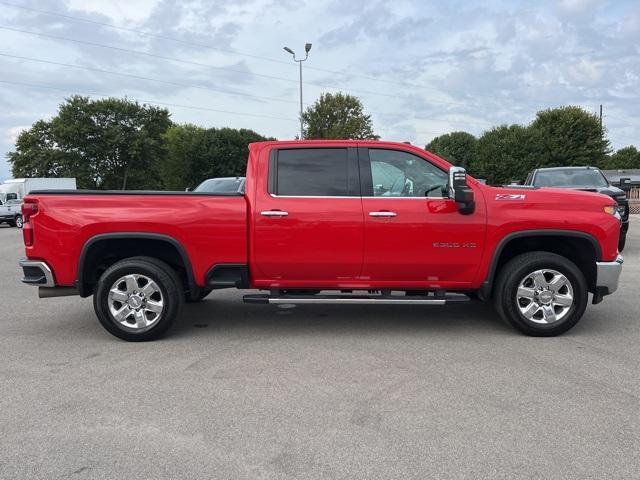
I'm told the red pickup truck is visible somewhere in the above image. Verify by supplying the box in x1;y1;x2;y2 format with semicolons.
19;140;623;341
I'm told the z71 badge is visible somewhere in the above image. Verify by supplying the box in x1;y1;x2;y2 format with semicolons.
495;194;526;201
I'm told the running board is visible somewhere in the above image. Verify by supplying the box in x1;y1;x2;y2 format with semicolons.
243;293;470;305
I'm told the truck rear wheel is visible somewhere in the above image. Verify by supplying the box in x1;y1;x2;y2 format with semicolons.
93;257;183;341
494;252;588;336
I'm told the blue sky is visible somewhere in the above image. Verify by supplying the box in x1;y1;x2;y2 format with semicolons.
0;0;638;181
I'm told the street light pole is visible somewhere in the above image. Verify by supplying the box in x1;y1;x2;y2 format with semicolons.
283;43;312;139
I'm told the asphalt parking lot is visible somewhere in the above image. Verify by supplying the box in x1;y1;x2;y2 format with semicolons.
0;220;638;480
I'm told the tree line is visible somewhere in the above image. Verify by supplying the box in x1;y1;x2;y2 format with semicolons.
7;94;639;189
426;106;639;185
7;93;377;190
8;96;272;190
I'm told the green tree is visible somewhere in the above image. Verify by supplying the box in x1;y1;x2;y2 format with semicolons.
426;131;477;170
529;106;610;168
161;124;208;191
474;124;539;185
8;96;172;189
161;125;271;190
301;92;379;140
8;120;87;181
605;146;640;170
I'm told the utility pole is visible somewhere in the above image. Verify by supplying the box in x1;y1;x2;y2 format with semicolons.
283;43;312;139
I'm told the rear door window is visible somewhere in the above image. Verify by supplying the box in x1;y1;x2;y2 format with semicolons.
272;148;355;196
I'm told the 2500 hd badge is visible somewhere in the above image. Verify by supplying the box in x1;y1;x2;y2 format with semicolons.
433;242;478;248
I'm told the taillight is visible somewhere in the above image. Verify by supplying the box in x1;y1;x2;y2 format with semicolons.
22;199;38;246
22;200;38;222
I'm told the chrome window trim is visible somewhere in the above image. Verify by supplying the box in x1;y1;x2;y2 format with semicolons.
269;193;449;200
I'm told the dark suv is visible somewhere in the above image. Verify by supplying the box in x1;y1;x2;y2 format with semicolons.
524;166;629;251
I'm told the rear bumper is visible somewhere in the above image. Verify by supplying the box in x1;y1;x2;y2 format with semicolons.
19;260;55;287
593;254;623;303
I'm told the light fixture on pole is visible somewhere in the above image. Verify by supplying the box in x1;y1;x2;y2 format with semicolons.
283;43;312;139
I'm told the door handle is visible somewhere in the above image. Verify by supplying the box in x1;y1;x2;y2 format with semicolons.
369;211;397;217
261;210;288;217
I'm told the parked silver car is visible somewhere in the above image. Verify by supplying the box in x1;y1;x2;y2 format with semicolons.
0;198;23;228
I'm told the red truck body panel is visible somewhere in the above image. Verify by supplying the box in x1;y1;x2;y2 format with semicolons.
23;140;620;293
24;194;248;287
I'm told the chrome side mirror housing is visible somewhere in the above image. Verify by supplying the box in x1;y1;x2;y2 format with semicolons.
449;166;475;215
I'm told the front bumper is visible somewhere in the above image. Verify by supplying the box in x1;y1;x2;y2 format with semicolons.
593;254;623;303
19;260;55;287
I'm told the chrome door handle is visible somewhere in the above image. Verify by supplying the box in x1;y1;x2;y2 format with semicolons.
369;211;397;217
261;210;288;217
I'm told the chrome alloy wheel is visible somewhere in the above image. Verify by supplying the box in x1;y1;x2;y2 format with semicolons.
108;274;164;330
516;269;574;324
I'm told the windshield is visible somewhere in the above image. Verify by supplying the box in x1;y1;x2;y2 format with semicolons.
533;169;608;188
194;178;244;194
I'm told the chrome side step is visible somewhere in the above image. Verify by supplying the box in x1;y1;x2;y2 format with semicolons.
243;293;469;305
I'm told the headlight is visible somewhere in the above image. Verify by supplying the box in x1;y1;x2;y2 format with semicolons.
604;205;616;215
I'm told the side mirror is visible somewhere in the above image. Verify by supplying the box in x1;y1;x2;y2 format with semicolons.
620;177;630;191
449;166;475;215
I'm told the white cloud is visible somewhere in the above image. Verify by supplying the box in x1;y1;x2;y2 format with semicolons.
64;0;160;22
5;126;29;144
558;0;602;14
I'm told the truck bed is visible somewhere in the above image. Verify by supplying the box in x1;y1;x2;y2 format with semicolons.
24;191;248;288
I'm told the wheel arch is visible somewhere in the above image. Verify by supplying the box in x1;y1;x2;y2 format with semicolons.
77;232;196;298
480;230;601;299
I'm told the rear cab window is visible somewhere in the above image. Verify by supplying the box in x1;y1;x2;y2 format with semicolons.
269;148;359;196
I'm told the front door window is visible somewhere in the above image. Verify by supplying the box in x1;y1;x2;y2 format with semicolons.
369;149;448;198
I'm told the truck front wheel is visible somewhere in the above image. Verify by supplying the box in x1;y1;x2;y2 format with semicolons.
93;257;184;341
494;252;588;336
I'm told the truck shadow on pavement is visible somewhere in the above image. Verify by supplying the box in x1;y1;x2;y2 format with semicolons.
168;297;512;340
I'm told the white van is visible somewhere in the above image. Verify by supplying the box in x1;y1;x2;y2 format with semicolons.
0;178;76;204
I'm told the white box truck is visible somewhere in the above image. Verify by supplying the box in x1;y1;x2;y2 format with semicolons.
0;178;76;204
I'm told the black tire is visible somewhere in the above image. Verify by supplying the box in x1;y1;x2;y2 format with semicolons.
186;287;213;303
14;215;23;229
93;256;184;341
494;251;588;337
618;233;626;252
